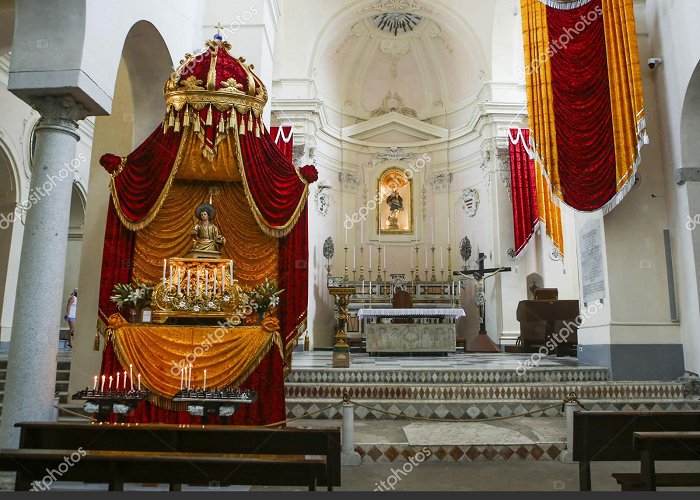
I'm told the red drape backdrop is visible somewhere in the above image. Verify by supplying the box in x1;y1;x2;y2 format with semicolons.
509;129;540;257
97;123;313;425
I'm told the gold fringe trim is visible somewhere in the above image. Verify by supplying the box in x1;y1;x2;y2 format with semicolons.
232;117;310;239
110;328;284;411
109;128;190;232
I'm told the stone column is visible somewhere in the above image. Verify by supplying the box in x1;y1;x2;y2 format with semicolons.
0;95;88;448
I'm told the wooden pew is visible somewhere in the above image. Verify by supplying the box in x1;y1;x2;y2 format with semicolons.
611;432;700;491
0;422;341;491
573;411;700;491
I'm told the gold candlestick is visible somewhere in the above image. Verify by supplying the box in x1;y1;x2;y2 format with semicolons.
414;246;420;283
377;246;383;281
431;245;437;282
344;245;349;281
359;246;365;281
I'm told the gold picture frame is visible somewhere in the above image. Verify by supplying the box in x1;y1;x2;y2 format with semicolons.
377;168;413;235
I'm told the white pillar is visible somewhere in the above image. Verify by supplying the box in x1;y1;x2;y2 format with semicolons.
341;402;361;466
0;95;88;448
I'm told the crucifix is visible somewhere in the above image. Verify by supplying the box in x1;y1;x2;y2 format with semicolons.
214;22;225;36
453;252;512;353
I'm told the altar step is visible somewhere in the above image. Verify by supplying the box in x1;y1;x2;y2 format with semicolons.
284;352;698;421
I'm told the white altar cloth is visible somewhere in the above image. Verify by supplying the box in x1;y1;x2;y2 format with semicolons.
358;308;465;319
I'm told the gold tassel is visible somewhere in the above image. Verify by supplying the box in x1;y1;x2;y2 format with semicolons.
174;112;181;132
168;110;175;129
255;118;260;138
183;106;190;128
206;105;213;127
194;115;201;133
239;114;246;135
228;112;235;130
218;115;225;134
248;111;254;132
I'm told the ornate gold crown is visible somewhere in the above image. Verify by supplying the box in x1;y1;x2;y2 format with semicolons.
164;38;268;119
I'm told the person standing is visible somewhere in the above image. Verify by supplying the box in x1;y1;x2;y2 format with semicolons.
63;289;77;348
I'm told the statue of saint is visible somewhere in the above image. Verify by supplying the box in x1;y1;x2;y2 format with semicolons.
386;189;404;230
189;203;226;257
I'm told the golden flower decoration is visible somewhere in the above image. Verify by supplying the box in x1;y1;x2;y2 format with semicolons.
261;316;280;333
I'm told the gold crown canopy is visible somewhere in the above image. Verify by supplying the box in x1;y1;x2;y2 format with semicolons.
163;37;268;135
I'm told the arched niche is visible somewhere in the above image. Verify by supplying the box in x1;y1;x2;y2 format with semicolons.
0;139;18;342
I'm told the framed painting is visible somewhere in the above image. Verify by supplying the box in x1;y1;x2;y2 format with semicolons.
377;168;413;235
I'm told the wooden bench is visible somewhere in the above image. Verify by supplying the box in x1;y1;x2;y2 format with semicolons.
0;422;341;491
611;432;700;491
573;411;700;491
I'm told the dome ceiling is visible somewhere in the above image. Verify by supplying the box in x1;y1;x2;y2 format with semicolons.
314;0;487;124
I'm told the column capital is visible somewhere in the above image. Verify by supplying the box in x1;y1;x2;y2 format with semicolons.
29;95;90;137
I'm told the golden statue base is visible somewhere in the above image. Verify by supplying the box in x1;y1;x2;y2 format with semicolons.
185;250;223;260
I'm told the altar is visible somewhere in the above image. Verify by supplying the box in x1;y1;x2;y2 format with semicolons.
359;308;465;354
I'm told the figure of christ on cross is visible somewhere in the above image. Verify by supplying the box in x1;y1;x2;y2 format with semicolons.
453;252;512;353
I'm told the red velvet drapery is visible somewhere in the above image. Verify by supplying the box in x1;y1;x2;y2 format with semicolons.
97;123;311;425
509;129;539;257
271;126;293;161
546;0;617;211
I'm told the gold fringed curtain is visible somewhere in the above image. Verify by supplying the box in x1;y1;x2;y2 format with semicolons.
108;314;283;406
520;0;565;254
133;182;279;288
602;0;645;190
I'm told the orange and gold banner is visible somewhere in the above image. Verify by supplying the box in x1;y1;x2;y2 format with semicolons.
520;0;646;213
107;314;283;407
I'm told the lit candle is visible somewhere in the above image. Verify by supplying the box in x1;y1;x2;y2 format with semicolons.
345;227;348;245
93;375;98;392
188;363;192;390
169;265;173;292
177;268;181;295
123;370;127;391
205;269;209;296
362;280;365;295
138;374;141;392
129;364;134;391
213;269;218;295
203;369;207;391
187;270;191;296
230;261;234;281
196;270;201;295
101;375;105;393
180;365;184;390
108;375;113;391
162;259;167;285
116;372;120;391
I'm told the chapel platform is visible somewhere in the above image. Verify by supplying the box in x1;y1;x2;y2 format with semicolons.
286;351;699;423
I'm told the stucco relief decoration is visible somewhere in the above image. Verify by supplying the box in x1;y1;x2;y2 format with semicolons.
339;171;361;192
501;175;512;202
375;147;413;162
429;172;452;193
427;22;454;55
371;92;418;118
460;188;480;217
379;39;411;79
315;181;333;217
